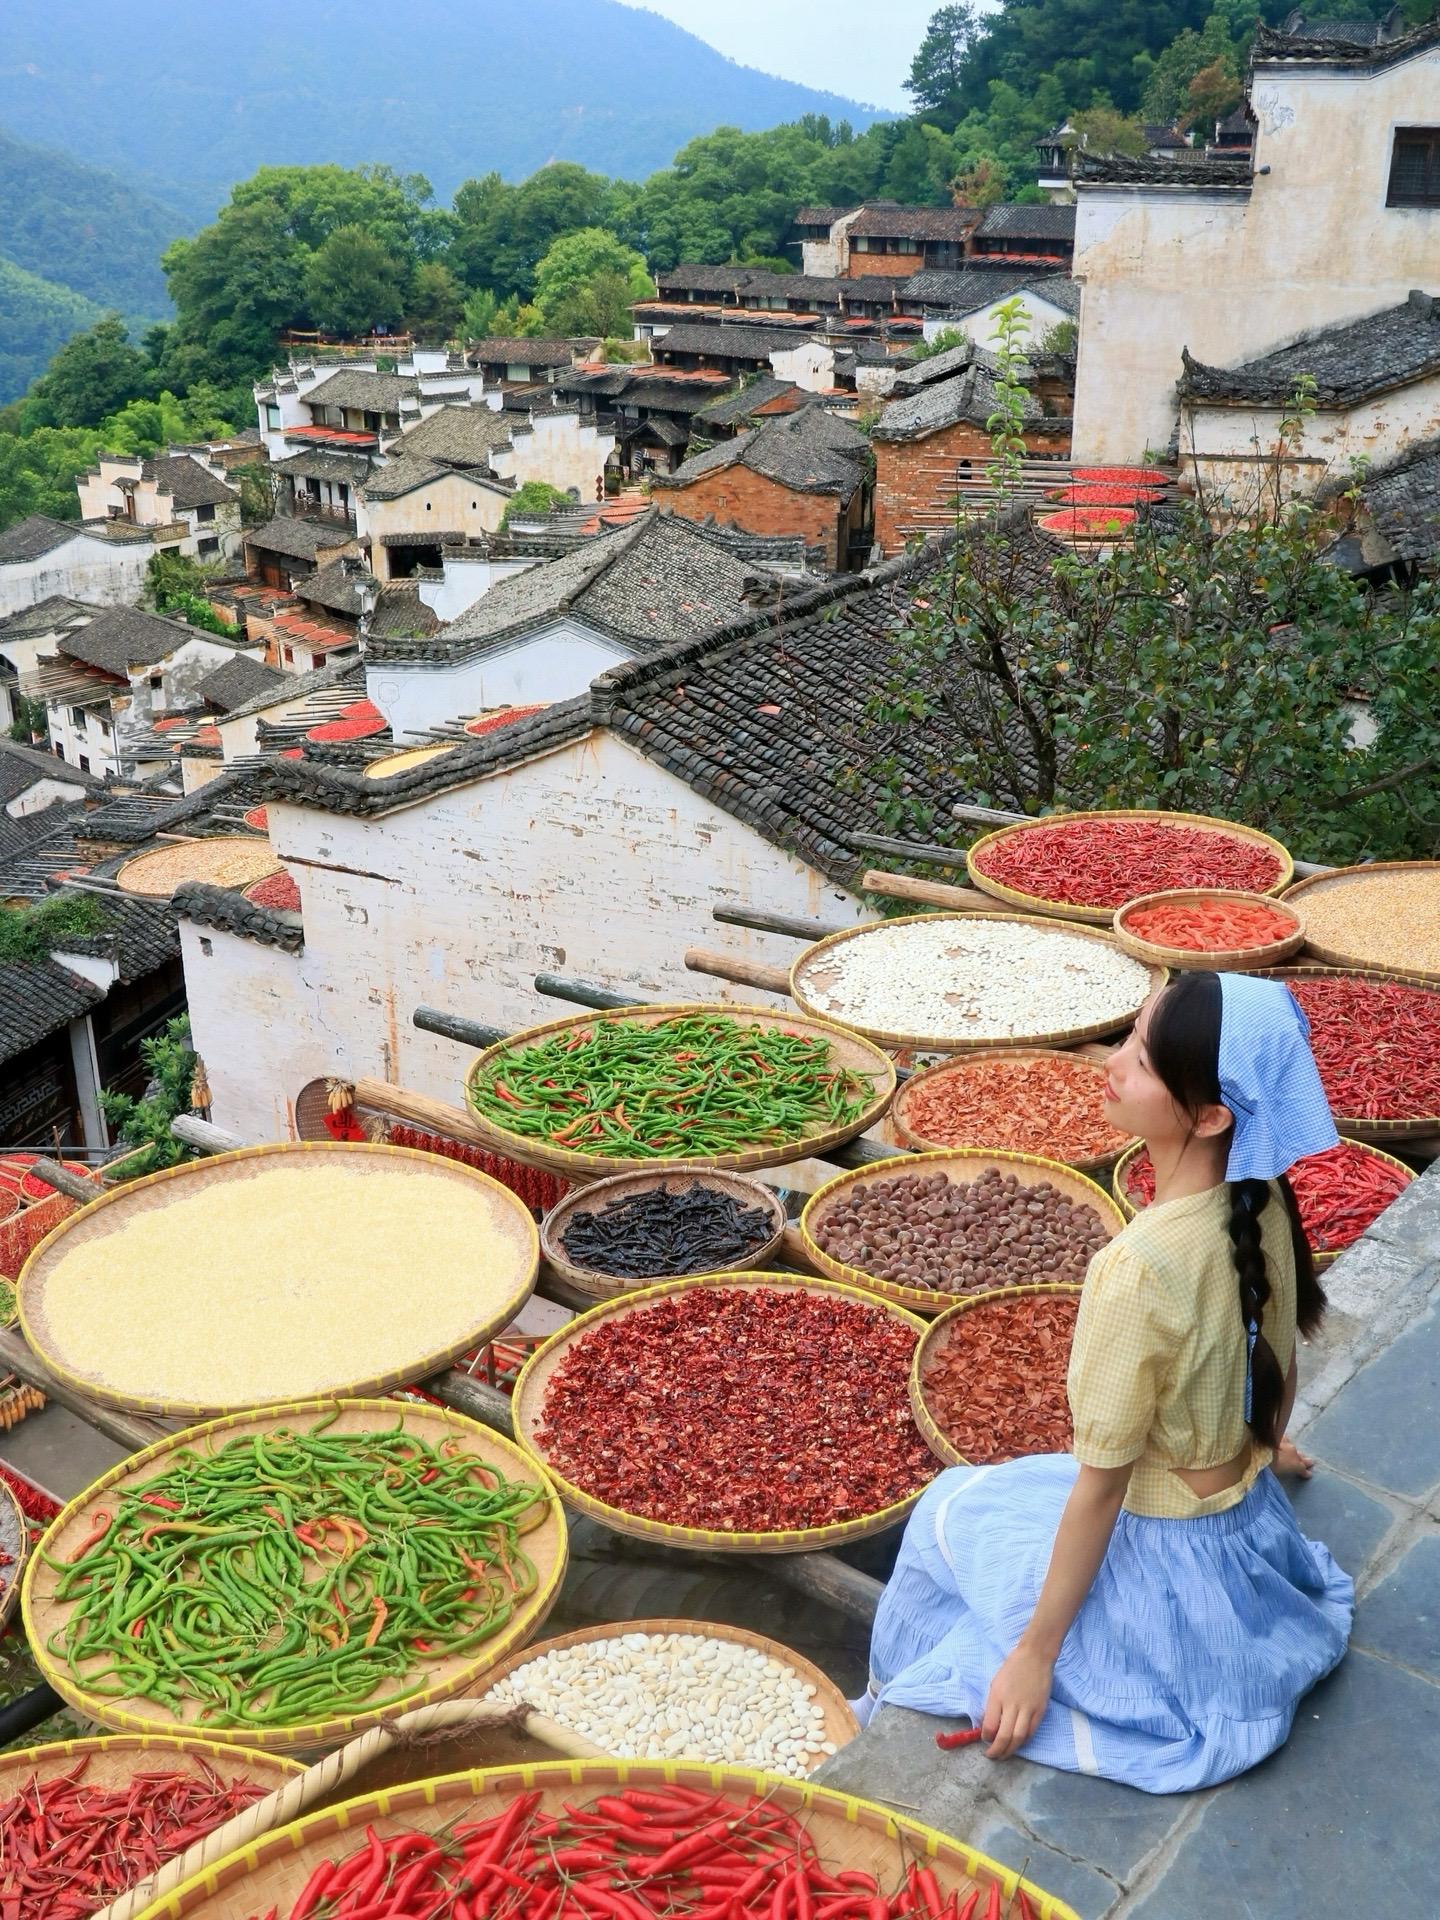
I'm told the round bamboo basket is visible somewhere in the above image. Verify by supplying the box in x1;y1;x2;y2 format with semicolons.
115;838;282;898
18;1142;539;1417
800;1149;1124;1317
0;1473;29;1633
24;1399;569;1755
0;1730;300;1810
512;1272;933;1553
540;1168;786;1299
1112;889;1305;971
133;1759;1078;1920
477;1617;858;1769
789;913;1164;1053
464;1004;896;1181
965;809;1294;926
891;1049;1138;1172
1284;862;1440;984
1250;965;1440;1141
910;1282;1084;1468
1110;1138;1415;1271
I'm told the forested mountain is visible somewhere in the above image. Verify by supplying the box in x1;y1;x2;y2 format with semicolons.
0;256;106;405
0;0;883;219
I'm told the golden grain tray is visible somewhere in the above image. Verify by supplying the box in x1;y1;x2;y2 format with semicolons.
966;808;1294;927
801;1148;1124;1317
464;1004;895;1181
790;912;1163;1053
540;1167;787;1299
513;1272;933;1553
132;1760;1078;1920
1284;862;1440;985
19;1142;538;1417
115;838;282;898
24;1400;568;1756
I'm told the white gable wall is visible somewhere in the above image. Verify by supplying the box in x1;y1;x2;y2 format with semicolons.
5;773;90;817
417;553;540;625
0;536;151;619
180;730;872;1143
367;617;629;740
922;289;1073;348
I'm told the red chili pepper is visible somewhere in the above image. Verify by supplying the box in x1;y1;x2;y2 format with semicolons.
934;1727;985;1750
1016;1894;1039;1920
982;1887;1000;1920
954;1896;980;1920
65;1511;111;1563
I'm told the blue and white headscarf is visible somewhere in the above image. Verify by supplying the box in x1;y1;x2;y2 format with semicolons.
1217;973;1339;1183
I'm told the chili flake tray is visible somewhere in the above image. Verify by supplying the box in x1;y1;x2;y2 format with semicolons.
18;1143;539;1418
512;1272;934;1553
134;1760;1078;1920
891;1048;1139;1172
464;1004;895;1181
23;1400;568;1755
910;1282;1084;1468
966;809;1293;927
790;912;1164;1053
1113;889;1305;972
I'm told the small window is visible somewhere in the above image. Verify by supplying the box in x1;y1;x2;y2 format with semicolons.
265;404;282;430
195;503;215;523
149;675;163;692
1388;128;1440;206
198;536;220;556
77;754;89;773
70;705;87;729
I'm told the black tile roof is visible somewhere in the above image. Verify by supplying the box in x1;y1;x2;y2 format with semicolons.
792;206;859;228
246;517;354;562
295;568;367;618
652;407;870;498
57;606;198;676
655;323;807;363
0;955;103;1064
301;369;420;413
695;376;805;427
172;880;303;953
199;656;288;713
272;451;373;484
366;583;443;641
0;740;103;806
141;455;238;511
1357;441;1440;562
0;595;95;641
1257;13;1427;64
874;362;1062;441
975;204;1075;241
846;205;978;242
468;338;585;368
1074;153;1253;188
0;516;109;565
1180;292;1440;407
53;892;180;986
384;406;516;467
899;267;1039;309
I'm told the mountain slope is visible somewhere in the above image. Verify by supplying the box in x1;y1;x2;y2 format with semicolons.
0;127;187;317
0;255;106;404
0;0;883;216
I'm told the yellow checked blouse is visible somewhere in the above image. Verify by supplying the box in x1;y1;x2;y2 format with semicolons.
1067;1181;1297;1519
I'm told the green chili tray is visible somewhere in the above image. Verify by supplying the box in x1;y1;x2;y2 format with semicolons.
23;1400;569;1756
463;1003;896;1181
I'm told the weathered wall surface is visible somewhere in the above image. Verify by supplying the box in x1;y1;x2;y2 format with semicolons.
182;731;871;1142
491;413;616;502
873;421;1072;552
655;471;845;568
418;554;539;625
0;539;151;619
921;288;1074;349
367;620;629;740
360;475;510;577
1185;371;1440;504
1072;53;1440;463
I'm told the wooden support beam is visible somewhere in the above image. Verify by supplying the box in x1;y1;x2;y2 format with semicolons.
423;1367;517;1439
0;1331;172;1453
683;949;792;996
171;1116;245;1155
414;1006;510;1050
758;1550;883;1626
849;832;968;870
28;1157;98;1205
712;906;848;943
353;1077;494;1147
860;870;998;914
534;975;646;1012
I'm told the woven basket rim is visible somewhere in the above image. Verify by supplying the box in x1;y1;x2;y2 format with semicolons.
1282;863;1440;985
512;1271;933;1552
890;1048;1139;1171
0;1475;28;1635
476;1615;859;1762
23;1398;569;1753
965;809;1295;926
114;837;282;898
0;1731;304;1789
790;911;1164;1053
464;1003;896;1180
539;1167;786;1298
910;1282;1085;1468
17;1141;539;1417
799;1148;1125;1317
1250;966;1440;1137
1112;889;1305;972
136;1759;1079;1920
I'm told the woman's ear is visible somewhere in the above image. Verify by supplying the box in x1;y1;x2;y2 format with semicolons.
1193;1102;1235;1141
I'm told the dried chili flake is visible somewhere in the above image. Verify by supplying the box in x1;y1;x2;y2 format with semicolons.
920;1294;1079;1463
536;1287;935;1531
244;870;301;912
901;1054;1131;1163
971;817;1283;910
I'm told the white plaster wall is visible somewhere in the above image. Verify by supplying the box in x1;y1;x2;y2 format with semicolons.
0;538;151;618
1072;52;1440;462
6;774;89;817
922;290;1072;349
358;473;510;575
418;555;539;624
367;618;628;740
768;341;835;392
490;414;616;501
181;731;873;1143
47;700;119;776
130;634;262;712
181;756;228;795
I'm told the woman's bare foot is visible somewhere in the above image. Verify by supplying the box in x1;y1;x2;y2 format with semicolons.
1273;1437;1315;1479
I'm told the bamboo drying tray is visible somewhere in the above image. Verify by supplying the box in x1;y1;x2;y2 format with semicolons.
790;912;1164;1052
115;837;282;898
365;746;454;780
0;1472;28;1632
24;1399;568;1754
464;1004;895;1180
965;809;1294;926
0;1730;300;1810
477;1616;859;1768
891;1048;1138;1172
1112;889;1305;971
1250;965;1440;1141
1284;862;1440;984
130;1760;1078;1920
18;1142;539;1417
801;1149;1124;1317
512;1272;931;1553
910;1282;1084;1468
540;1168;786;1298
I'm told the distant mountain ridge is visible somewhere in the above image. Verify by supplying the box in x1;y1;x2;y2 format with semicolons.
0;0;883;219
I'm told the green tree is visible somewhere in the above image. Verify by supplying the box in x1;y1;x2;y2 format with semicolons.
161;197;309;387
303;225;410;337
1069;106;1148;159
1184;56;1244;129
501;480;571;527
0;423;106;529
907;6;982;127
406;261;465;339
100;1017;199;1178
950;155;1009;206
144;550;207;610
462;288;500;339
531;229;652;337
20;315;153;429
450;164;614;301
231;461;275;526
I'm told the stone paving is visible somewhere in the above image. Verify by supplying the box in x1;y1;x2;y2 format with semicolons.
814;1161;1440;1918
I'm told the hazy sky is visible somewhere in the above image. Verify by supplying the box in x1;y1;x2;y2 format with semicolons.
613;1;951;112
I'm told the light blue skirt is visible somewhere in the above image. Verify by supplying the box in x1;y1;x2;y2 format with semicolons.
870;1455;1353;1793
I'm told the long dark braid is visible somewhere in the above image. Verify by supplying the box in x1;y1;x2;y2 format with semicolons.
1148;975;1326;1449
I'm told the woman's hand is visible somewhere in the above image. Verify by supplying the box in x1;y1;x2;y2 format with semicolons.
1273;1436;1314;1479
980;1642;1055;1760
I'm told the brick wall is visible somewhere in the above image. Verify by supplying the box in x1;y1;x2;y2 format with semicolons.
656;468;849;570
873;420;1073;553
847;252;923;279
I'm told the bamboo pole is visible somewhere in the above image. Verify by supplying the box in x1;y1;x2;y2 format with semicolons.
0;1331;172;1453
683;948;792;995
859;870;1002;913
712;906;850;942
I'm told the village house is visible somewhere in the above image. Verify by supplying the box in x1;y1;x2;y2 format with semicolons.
0;737;99;828
363;509;788;739
632;269;914;346
75;453;242;564
465;339;595;387
650;408;873;571
242;516;361;594
966;204;1076;267
1338;437;1440;578
920;274;1081;350
253;351;487;466
269;450;373;529
0;597;95;735
652;323;816;380
0;516;155;622
1069;15;1440;463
